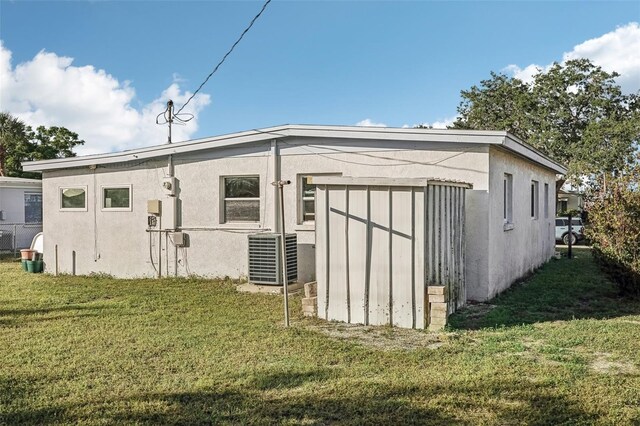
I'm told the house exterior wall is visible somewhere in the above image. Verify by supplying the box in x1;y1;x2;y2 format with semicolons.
39;135;556;301
486;146;557;299
41;138;491;292
0;187;41;222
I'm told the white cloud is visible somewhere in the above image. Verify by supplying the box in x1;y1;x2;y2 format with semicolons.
409;116;458;129
0;42;210;156
504;22;640;93
355;118;387;128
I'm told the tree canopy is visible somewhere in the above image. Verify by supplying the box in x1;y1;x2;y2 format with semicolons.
0;112;84;178
452;59;640;180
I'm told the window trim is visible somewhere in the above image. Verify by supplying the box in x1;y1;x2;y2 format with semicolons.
59;185;88;212
221;175;261;223
531;180;539;220
24;191;43;223
101;184;133;212
297;172;342;224
544;183;549;219
503;173;513;230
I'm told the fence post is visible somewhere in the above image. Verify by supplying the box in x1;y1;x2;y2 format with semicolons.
567;212;573;259
13;224;17;258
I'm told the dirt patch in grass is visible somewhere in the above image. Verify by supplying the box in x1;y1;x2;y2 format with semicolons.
306;322;447;351
589;352;637;375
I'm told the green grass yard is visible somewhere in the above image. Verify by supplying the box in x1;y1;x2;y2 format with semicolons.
1;247;639;425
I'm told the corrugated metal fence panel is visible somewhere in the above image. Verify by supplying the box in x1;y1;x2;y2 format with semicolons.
424;184;467;315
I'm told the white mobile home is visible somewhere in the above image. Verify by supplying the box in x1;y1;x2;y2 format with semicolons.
23;125;565;302
0;177;43;251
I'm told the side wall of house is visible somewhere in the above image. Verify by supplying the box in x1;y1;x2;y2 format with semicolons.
41;137;492;298
486;146;557;299
0;187;39;222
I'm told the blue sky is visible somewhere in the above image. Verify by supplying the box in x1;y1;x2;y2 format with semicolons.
1;1;639;155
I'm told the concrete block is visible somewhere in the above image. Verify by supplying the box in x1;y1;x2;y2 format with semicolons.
428;294;448;303
430;310;448;319
429;317;447;326
302;296;317;307
428;323;445;331
304;281;318;298
430;302;448;312
427;286;446;295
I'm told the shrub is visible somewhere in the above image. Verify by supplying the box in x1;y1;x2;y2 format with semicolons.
585;166;640;297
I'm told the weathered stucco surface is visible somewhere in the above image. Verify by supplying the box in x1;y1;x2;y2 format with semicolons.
40;134;555;301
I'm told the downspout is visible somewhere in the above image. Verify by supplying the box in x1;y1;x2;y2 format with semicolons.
271;139;281;233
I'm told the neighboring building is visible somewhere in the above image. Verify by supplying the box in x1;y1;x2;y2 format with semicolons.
0;177;43;251
557;188;583;215
23;125;566;301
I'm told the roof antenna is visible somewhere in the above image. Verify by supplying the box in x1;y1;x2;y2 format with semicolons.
156;99;193;144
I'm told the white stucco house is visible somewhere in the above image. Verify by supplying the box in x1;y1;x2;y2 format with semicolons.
0;177;43;251
23;125;565;302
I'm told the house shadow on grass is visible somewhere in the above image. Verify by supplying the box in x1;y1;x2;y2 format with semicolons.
1;371;600;425
0;304;115;327
449;247;640;330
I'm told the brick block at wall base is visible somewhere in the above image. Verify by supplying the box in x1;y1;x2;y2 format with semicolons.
302;296;318;317
427;286;449;331
427;286;446;295
304;282;318;298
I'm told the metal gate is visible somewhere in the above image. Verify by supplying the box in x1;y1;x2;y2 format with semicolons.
313;177;470;329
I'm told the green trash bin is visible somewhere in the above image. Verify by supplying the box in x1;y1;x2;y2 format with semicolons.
26;260;35;273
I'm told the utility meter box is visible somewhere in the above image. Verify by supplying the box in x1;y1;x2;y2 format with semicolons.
147;199;161;215
162;177;177;196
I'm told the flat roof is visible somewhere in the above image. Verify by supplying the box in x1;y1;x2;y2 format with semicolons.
22;124;567;174
0;176;43;189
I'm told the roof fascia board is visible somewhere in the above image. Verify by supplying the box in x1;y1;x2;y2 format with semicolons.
22;127;290;172
502;134;567;174
22;124;566;174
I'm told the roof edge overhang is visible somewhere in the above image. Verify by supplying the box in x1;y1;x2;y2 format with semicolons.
22;124;567;174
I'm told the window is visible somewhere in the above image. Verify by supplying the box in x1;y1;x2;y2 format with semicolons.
24;193;42;223
222;176;260;222
544;183;549;219
298;173;341;223
503;173;513;228
557;199;568;214
102;185;132;211
555;219;566;226
531;180;539;219
60;186;87;211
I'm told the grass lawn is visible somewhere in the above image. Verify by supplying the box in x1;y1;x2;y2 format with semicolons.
1;247;639;425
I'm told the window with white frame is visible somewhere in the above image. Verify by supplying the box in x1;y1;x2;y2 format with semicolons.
531;180;539;219
222;176;260;222
298;173;341;223
24;192;42;223
60;186;87;211
544;183;549;219
503;173;513;227
102;185;132;211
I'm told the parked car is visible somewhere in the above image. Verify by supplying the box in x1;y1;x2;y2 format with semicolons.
555;217;584;245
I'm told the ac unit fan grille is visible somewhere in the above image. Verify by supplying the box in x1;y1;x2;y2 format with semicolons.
248;233;297;285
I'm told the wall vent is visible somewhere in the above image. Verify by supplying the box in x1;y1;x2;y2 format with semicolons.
248;233;297;285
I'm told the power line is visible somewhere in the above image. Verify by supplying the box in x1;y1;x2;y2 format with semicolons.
175;0;272;116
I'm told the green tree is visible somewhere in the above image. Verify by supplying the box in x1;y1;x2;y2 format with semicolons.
0;112;84;178
0;112;31;177
453;59;640;179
